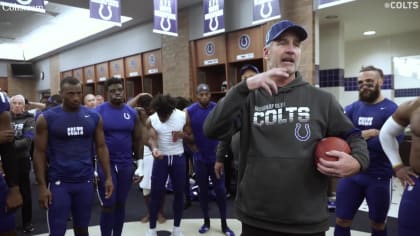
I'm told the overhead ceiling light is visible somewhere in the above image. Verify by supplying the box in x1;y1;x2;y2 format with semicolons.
363;30;376;36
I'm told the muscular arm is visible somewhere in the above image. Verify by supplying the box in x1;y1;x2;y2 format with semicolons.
132;113;144;161
182;111;196;150
32;114;51;208
95;117;114;198
127;93;151;108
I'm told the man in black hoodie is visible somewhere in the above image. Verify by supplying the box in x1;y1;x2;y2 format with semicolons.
10;94;36;233
0;91;23;235
204;20;369;236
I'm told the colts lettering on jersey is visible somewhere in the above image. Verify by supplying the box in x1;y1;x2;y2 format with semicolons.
67;126;84;136
358;117;373;126
253;104;310;126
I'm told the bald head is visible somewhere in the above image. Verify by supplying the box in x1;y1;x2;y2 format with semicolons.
84;94;96;108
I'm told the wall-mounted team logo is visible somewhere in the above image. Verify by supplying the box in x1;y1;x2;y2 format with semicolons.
87;69;92;77
205;41;215;56
99;66;105;76
238;34;251;50
130;60;137;69
148;54;156;67
114;63;120;72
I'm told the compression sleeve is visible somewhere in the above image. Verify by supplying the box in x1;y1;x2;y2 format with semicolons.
379;117;405;168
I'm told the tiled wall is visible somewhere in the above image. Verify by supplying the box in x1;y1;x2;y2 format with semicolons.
318;69;418;98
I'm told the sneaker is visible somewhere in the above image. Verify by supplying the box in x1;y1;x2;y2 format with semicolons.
172;226;184;236
198;224;210;234
145;229;157;236
23;224;35;233
328;199;336;210
223;227;235;236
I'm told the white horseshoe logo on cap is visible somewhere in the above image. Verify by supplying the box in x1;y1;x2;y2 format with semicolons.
16;0;33;5
159;0;172;32
259;0;273;19
208;0;219;31
99;3;113;21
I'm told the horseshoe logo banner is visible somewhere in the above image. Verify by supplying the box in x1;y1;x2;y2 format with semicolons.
203;0;225;37
89;0;121;26
153;0;178;37
252;0;281;25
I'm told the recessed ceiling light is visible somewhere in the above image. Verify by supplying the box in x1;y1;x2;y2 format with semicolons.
363;30;376;36
325;15;338;20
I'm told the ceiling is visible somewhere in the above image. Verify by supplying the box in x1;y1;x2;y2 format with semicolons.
317;0;420;41
0;0;419;61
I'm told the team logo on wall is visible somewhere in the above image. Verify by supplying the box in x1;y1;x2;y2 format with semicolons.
148;54;156;67
87;68;92;77
100;66;105;76
238;34;251;50
130;60;137;69
205;41;215;56
114;63;120;72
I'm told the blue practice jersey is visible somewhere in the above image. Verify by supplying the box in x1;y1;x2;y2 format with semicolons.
187;102;219;163
345;98;398;178
43;106;99;183
95;102;137;165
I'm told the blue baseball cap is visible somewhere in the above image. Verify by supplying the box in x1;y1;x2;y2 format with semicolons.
239;64;260;76
265;20;307;45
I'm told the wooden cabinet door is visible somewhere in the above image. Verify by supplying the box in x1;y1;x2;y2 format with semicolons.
110;58;125;79
227;26;264;62
195;34;227;67
124;54;142;78
95;62;109;82
142;49;162;75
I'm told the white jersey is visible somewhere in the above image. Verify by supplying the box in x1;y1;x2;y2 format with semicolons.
139;145;153;190
150;109;186;155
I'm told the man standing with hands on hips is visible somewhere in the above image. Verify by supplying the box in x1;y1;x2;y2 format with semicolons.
204;20;368;236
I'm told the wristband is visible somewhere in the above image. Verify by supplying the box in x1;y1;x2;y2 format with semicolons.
134;159;144;177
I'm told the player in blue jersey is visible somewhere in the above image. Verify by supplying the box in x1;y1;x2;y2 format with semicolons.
334;66;400;236
95;78;144;236
380;99;420;236
187;84;234;236
0;91;23;236
145;94;194;236
33;77;114;236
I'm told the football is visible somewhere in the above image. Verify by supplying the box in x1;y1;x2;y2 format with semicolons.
315;137;351;163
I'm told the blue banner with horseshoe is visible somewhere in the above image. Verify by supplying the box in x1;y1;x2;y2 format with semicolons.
89;0;121;26
203;0;225;37
252;0;281;25
0;0;45;13
153;0;178;37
